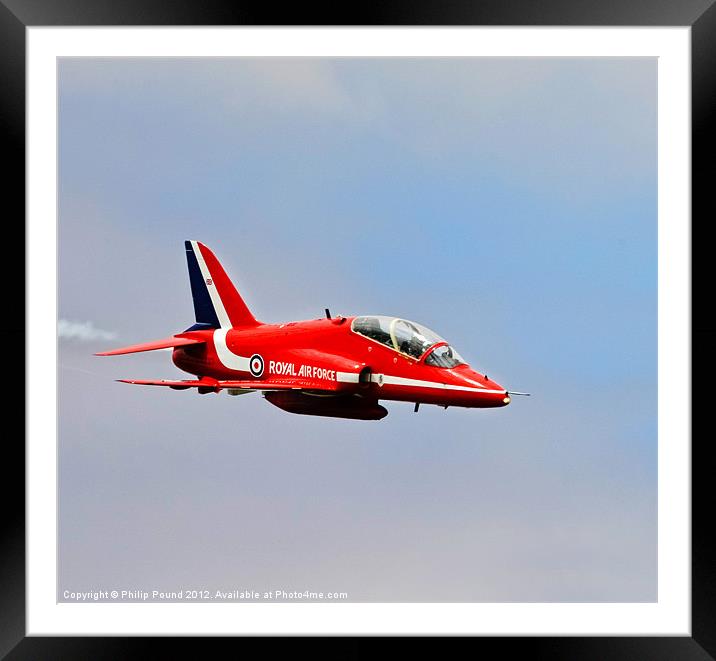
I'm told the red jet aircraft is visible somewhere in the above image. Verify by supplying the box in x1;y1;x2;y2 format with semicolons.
97;241;527;420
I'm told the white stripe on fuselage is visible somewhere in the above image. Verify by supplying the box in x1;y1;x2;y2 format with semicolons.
370;373;505;394
209;343;502;394
335;371;360;383
192;240;231;328
213;328;250;371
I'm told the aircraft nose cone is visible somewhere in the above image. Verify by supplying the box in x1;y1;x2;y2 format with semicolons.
460;368;511;407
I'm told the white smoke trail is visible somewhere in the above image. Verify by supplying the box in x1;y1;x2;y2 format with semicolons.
58;319;118;342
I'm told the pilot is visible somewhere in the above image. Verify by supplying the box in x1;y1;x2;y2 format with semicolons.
361;317;390;346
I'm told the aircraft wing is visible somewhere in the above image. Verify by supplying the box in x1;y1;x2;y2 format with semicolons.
117;376;354;393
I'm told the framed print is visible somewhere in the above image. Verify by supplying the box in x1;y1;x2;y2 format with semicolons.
3;0;712;657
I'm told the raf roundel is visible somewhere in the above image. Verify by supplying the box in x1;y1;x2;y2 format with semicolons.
249;354;264;378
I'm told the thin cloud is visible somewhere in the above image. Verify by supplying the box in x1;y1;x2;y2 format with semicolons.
58;319;118;342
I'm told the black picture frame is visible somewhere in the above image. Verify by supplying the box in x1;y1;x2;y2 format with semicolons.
3;1;712;657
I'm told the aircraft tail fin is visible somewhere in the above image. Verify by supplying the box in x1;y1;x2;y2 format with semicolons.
184;241;260;329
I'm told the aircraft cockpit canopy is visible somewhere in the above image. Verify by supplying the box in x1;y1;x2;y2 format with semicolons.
351;316;466;367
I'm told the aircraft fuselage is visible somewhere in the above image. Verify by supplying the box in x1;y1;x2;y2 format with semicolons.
171;316;510;410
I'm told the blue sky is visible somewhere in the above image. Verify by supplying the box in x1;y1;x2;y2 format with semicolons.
58;57;656;602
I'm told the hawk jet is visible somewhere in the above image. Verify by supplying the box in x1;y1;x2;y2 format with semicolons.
97;241;527;420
